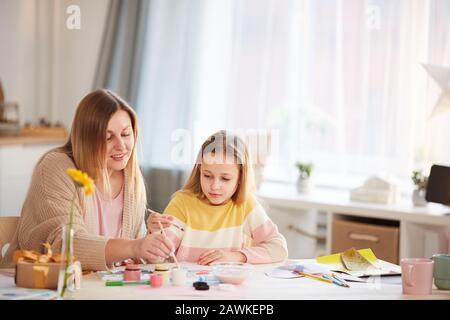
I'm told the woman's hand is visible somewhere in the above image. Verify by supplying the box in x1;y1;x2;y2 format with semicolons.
133;233;175;262
146;209;174;233
197;250;247;265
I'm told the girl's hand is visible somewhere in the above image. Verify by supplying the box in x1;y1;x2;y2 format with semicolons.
197;250;247;265
146;209;174;233
133;233;175;262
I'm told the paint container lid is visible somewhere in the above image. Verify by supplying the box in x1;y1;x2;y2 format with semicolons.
193;281;207;287
155;264;169;271
193;281;210;290
193;281;209;291
125;264;141;271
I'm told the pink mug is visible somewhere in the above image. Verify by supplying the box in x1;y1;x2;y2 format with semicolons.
401;258;434;295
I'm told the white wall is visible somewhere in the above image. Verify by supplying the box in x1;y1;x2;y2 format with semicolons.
0;0;109;129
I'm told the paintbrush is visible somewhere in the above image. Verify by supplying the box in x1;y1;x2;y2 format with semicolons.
147;208;185;231
157;220;180;269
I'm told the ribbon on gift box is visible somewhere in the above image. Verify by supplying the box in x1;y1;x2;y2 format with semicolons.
13;242;81;289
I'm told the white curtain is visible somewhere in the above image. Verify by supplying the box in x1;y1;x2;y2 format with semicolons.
136;0;450;189
93;0;150;106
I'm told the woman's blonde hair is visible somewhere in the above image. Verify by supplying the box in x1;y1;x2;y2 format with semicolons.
56;89;146;209
183;130;255;205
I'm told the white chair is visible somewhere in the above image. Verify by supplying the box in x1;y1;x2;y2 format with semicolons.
0;216;19;264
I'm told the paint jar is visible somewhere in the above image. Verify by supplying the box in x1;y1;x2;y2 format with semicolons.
150;274;163;288
154;264;170;285
171;268;187;286
123;264;141;282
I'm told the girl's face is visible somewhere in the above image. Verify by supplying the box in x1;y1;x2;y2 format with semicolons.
105;110;134;173
200;152;240;205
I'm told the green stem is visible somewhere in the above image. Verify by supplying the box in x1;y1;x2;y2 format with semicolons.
69;191;75;227
60;191;76;299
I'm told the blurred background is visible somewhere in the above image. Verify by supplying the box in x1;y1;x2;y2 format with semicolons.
1;0;450;259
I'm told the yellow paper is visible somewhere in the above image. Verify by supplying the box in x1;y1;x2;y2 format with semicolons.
316;248;380;269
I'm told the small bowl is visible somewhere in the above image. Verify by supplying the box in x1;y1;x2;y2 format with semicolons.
211;262;253;285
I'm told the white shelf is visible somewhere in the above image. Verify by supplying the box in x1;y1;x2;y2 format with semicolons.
257;182;450;226
256;181;450;260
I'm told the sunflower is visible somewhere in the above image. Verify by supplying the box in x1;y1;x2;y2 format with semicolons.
66;168;94;196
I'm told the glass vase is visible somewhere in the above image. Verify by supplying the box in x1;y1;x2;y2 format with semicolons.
57;224;74;299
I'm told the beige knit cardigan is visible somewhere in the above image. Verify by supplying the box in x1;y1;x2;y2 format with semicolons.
1;151;145;271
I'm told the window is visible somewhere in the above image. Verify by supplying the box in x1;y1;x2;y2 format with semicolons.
137;0;450;190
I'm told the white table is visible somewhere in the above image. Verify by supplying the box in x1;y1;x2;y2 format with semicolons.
2;260;449;300
3;260;448;300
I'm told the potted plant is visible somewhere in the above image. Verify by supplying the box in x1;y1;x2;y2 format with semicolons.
295;162;313;193
411;170;428;206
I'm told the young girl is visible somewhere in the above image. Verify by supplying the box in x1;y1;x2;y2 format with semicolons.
160;130;288;265
1;89;173;270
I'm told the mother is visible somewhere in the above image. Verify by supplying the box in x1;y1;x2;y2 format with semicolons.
2;89;173;270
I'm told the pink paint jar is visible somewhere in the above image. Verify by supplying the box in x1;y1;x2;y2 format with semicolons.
123;264;141;282
151;274;163;288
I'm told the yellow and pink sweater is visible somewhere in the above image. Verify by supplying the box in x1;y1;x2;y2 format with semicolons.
163;191;288;264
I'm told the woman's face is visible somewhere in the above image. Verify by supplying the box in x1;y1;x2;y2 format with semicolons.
105;109;134;173
200;152;240;205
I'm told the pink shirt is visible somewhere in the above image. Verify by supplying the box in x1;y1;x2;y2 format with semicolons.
92;186;124;238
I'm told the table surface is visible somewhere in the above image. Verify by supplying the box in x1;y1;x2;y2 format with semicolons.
3;260;449;300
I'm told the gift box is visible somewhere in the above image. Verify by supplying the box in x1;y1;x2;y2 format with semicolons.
15;260;61;289
13;243;81;290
